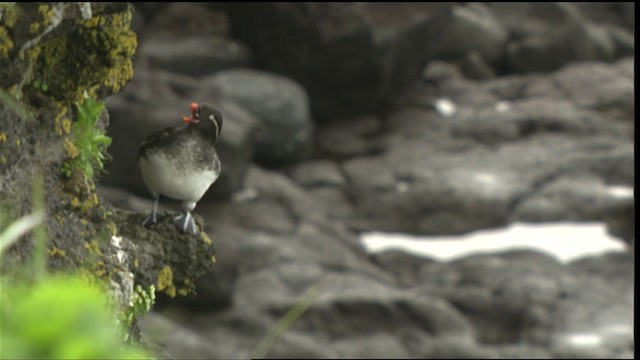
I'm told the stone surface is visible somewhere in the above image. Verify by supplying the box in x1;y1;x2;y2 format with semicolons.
222;2;442;120
138;35;251;77
134;3;250;77
200;69;314;164
427;3;508;64
490;2;635;74
339;58;634;236
139;2;229;38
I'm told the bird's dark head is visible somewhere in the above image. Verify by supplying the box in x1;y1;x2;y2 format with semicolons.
183;102;223;142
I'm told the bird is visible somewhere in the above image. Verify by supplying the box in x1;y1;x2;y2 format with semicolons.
138;102;223;235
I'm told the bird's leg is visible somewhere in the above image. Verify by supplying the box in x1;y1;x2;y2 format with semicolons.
141;193;160;227
173;201;198;235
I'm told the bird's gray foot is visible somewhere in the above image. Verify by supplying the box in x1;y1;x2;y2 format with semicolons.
173;211;198;235
142;194;161;228
141;211;158;227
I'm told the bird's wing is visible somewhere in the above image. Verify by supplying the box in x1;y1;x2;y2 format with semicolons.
138;126;178;160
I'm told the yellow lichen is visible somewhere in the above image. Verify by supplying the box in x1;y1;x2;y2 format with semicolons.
15;139;21;146
54;106;70;136
1;4;20;28
133;258;139;268
63;137;79;158
62;118;72;134
0;26;14;58
29;21;40;34
80;193;99;212
33;8;137;102
211;255;217;264
0;155;7;165
0;132;6;142
177;288;189;297
201;232;212;246
49;247;66;257
37;4;56;28
70;193;99;213
157;266;176;298
84;240;103;257
19;45;40;61
70;196;81;208
106;222;118;237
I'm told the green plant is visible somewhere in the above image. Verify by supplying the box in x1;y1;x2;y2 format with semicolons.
0;274;151;359
121;284;156;341
0;175;153;359
62;91;111;179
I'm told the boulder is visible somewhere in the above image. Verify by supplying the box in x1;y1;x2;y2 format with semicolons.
490;3;635;74
222;3;445;120
199;69;314;164
138;35;251;77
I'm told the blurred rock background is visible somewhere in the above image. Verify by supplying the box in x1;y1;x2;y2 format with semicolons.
99;2;634;358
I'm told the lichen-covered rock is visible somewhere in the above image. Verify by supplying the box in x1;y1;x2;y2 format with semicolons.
1;3;217;344
1;0;127;270
1;3;136;102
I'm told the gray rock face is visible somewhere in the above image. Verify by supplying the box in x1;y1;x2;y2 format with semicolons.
133;3;251;77
202;69;314;164
222;3;442;120
428;3;508;64
221;2;634;119
107;164;633;359
339;58;634;236
491;2;635;74
138;35;251;77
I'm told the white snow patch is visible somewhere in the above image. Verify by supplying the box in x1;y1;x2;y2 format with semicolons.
434;98;457;117
561;333;603;348
605;185;634;200
360;222;627;263
494;101;511;113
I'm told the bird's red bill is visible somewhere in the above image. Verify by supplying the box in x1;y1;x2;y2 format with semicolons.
182;102;201;124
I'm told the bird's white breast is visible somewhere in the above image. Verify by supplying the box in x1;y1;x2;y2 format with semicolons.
138;151;219;202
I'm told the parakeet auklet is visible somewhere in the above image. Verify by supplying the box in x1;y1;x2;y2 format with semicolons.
138;102;223;235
